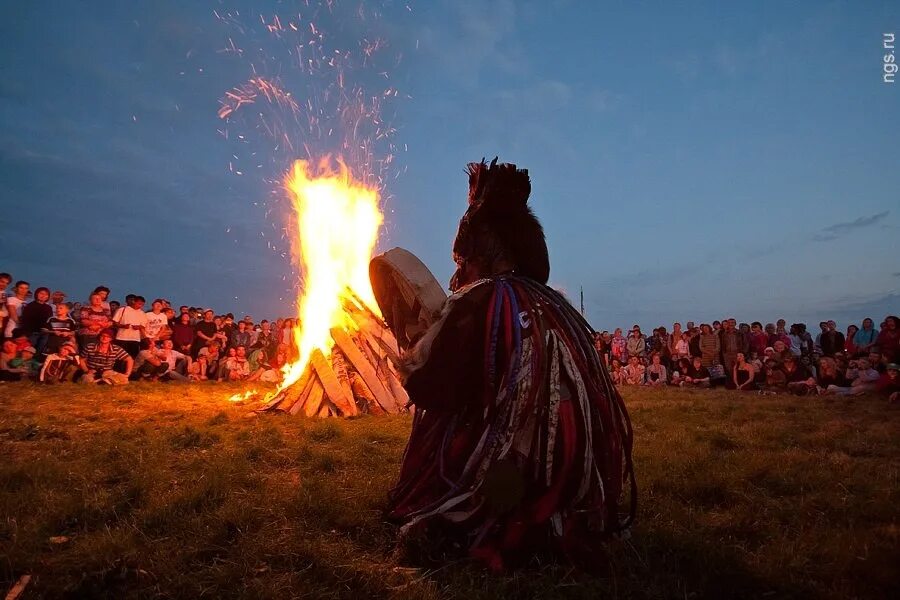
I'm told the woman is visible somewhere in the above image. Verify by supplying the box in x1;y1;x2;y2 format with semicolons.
815;357;846;392
645;352;668;386
854;318;879;354
78;292;111;347
609;358;625;385
667;323;683;358
248;343;289;383
698;323;721;368
732;352;756;391
844;324;860;356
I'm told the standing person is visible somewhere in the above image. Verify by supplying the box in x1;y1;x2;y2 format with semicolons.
77;329;133;384
625;326;646;361
78;293;112;347
91;286;111;311
112;296;148;358
876;316;899;363
20;287;53;350
699;324;721;368
170;313;195;356
0;272;11;337
229;320;252;350
819;320;845;357
44;302;78;355
748;322;768;357
854;318;879;355
3;280;29;338
668;323;684;359
145;299;170;345
844;324;860;356
733;352;756;391
384;159;635;569
610;327;627;364
720;319;745;387
192;309;218;358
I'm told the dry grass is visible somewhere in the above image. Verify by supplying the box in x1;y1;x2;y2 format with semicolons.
0;382;897;599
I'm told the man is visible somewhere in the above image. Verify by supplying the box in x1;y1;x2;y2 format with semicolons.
720;318;745;387
384;158;635;570
145;299;170;344
78;329;132;384
3;280;29;338
683;356;710;387
0;272;11;336
113;295;148;358
748;322;768;357
157;339;189;381
623;354;646;385
229;319;252;350
192;309;218;358
625;326;645;360
825;358;880;395
251;319;277;358
819;320;845;358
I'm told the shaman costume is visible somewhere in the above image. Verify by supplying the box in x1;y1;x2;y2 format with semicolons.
386;159;636;570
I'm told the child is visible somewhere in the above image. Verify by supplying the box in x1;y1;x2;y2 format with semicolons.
40;342;80;383
9;346;40;379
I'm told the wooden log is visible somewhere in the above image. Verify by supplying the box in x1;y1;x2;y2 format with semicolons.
330;348;356;411
317;401;332;418
310;348;357;417
288;371;317;416
385;368;409;410
276;366;313;413
302;380;325;417
350;371;384;415
331;327;398;414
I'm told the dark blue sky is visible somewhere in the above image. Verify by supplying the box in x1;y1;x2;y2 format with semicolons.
1;1;897;328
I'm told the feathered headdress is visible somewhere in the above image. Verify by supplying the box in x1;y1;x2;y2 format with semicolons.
452;157;550;284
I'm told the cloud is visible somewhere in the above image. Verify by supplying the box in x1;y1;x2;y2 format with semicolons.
812;211;890;242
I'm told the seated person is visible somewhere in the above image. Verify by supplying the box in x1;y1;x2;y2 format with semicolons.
733;352;757;391
0;340;23;381
7;345;40;380
196;340;223;381
622;355;646;385
77;329;133;385
761;358;787;393
609;358;625;385
670;357;693;386
133;339;168;381
645;352;668;386
222;345;250;381
783;355;815;395
682;356;711;387
248;343;288;383
815;357;847;391
157;339;189;381
772;340;792;364
40;341;80;383
877;363;900;403
824;358;880;395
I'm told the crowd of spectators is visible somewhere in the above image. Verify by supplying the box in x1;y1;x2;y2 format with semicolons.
592;316;900;402
2;271;897;403
0;273;296;385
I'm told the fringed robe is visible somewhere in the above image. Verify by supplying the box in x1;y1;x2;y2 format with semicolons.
387;275;636;570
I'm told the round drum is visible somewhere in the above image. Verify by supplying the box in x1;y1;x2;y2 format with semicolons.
369;247;447;352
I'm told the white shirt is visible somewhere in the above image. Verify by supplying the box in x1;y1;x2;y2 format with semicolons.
145;312;168;338
158;349;185;371
113;306;148;342
4;296;25;337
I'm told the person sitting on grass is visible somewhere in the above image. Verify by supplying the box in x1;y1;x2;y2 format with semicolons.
877;363;900;403
0;340;25;381
772;340;792;364
622;355;646;385
157;339;190;381
670;357;693;386
133;339;168;381
815;357;847;392
733;352;757;391
196;340;222;381
248;343;289;383
645;352;668;386
222;345;250;381
609;358;625;385
78;329;132;385
760;358;787;393
782;355;816;395
824;358;880;396
8;345;40;379
40;341;81;383
681;356;711;387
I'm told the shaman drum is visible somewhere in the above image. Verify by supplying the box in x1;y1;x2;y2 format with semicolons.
369;248;447;352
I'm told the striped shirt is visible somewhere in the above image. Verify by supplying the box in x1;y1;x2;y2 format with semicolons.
82;342;129;373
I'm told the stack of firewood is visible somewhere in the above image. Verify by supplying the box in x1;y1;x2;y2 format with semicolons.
258;295;408;417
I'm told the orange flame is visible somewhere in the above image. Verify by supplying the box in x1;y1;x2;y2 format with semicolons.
274;157;383;396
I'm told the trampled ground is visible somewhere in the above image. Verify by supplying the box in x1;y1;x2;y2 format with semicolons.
0;383;897;599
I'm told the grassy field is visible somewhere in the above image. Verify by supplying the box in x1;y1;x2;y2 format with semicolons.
0;383;897;599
